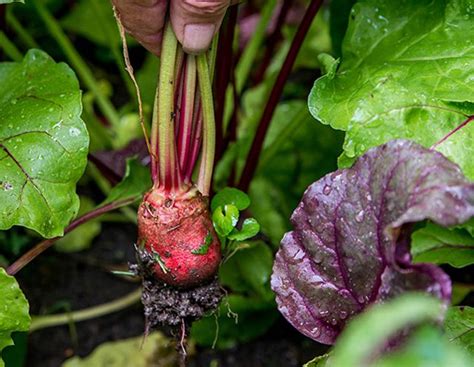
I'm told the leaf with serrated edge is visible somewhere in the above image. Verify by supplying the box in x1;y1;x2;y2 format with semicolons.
0;50;89;238
309;0;474;179
0;268;30;367
271;140;474;345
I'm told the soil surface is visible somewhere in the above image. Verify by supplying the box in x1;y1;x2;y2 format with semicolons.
17;223;326;367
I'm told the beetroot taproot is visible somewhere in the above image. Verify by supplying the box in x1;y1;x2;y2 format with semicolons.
137;186;221;288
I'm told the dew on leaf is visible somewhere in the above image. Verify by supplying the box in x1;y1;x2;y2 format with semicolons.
323;185;332;195
69;127;81;136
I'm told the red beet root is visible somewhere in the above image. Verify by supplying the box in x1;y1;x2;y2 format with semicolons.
137;186;221;288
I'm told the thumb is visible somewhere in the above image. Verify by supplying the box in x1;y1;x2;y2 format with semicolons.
170;0;230;54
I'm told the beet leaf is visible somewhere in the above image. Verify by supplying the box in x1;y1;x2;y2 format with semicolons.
309;0;474;179
271;140;474;344
0;50;88;238
0;268;30;365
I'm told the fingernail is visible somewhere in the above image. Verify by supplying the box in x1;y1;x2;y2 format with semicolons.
183;23;215;54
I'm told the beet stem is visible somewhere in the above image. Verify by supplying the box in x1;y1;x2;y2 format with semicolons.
178;55;197;174
238;0;324;191
7;198;135;275
151;22;188;192
185;98;203;182
196;54;216;196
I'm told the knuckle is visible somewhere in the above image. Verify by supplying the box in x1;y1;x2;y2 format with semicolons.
181;0;228;15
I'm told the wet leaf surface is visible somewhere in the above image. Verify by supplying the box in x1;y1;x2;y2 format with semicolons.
272;140;474;344
0;268;30;367
309;0;474;179
0;50;88;237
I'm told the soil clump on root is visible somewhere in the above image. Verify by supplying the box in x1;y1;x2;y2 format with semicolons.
132;248;224;329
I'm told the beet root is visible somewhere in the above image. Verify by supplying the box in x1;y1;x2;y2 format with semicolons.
137;186;221;288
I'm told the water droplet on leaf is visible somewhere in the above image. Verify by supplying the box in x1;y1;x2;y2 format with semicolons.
323;185;332;195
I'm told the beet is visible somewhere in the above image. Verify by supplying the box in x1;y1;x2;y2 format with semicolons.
137;186;221;288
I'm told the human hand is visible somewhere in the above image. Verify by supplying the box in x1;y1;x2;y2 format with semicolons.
112;0;234;55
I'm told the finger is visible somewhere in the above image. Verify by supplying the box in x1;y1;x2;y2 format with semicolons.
112;0;167;55
170;0;230;54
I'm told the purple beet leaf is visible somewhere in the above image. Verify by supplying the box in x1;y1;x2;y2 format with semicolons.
271;140;474;345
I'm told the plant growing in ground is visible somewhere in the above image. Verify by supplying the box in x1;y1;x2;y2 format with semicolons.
131;22;224;333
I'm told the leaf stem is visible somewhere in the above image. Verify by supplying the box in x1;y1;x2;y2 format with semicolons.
258;105;307;169
234;0;277;94
238;0;324;191
113;6;152;159
6;198;135;276
29;288;141;332
208;34;219;82
185;95;203;181
151;22;181;191
196;54;216;196
215;6;238;157
431;115;474;150
33;1;121;128
94;1;135;99
178;55;197;181
222;0;277;128
5;10;39;49
0;30;22;61
253;0;295;85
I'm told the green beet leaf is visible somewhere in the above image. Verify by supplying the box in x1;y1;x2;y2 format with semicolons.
327;294;444;367
309;0;474;179
63;331;177;367
249;100;343;246
227;218;260;241
60;0;122;47
0;268;30;367
411;223;474;268
0;49;89;238
211;187;250;212
220;241;274;297
102;158;151;205
376;326;471;367
212;204;239;237
304;354;330;367
54;197;101;253
445;306;474;358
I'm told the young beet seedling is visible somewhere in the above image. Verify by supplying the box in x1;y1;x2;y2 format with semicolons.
134;22;223;331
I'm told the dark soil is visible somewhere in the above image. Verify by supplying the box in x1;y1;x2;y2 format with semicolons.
15;222;326;367
135;247;223;327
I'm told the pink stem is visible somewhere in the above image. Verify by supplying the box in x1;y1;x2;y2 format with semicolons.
185;99;203;181
178;56;197;177
431;115;473;150
6;198;135;275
